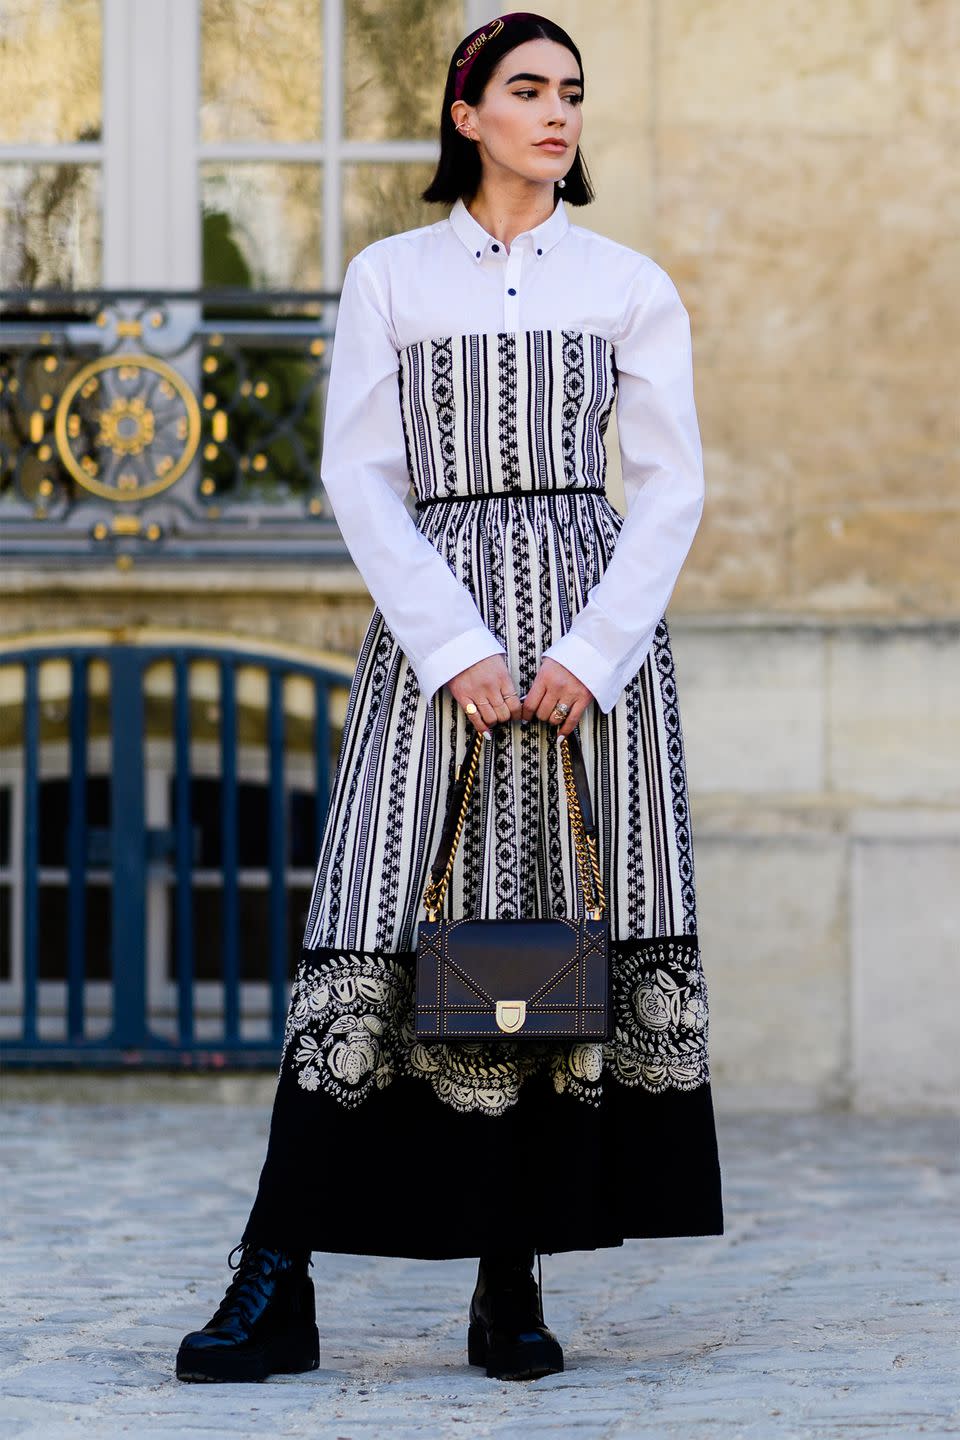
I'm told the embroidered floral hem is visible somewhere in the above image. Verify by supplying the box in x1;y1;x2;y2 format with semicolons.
280;936;710;1117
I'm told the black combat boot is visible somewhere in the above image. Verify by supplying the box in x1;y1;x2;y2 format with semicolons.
468;1247;564;1381
176;1241;319;1383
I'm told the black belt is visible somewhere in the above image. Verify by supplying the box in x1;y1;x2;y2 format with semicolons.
415;485;606;510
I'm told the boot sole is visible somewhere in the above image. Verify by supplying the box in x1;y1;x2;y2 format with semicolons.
176;1324;320;1383
467;1320;564;1381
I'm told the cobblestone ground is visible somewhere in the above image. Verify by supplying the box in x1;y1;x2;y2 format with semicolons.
1;1094;958;1440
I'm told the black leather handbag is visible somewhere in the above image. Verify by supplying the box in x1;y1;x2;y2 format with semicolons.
414;721;610;1041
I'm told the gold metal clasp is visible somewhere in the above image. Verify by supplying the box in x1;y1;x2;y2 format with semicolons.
495;1000;526;1033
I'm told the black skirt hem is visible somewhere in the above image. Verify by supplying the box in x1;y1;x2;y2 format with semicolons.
239;1065;724;1259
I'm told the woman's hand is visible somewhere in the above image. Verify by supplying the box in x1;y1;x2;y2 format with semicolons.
521;659;594;738
447;655;523;736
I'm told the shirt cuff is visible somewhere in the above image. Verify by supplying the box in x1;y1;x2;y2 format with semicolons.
414;627;507;705
541;632;624;715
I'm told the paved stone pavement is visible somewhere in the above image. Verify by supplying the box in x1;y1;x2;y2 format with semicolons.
1;1094;958;1440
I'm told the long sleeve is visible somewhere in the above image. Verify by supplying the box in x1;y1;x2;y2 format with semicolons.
542;265;705;714
320;253;506;702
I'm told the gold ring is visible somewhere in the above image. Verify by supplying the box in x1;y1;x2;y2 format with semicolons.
551;701;571;717
465;702;478;714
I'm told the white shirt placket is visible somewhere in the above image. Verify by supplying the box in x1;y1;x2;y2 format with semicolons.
503;242;523;330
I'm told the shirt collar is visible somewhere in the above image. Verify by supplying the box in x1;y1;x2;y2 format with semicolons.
449;195;569;263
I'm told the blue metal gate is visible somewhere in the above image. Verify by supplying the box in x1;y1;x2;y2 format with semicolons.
0;638;350;1067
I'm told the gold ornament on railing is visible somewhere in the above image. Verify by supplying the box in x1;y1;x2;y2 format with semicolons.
54;354;200;502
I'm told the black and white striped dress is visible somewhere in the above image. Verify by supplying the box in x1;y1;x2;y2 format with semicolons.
241;325;724;1259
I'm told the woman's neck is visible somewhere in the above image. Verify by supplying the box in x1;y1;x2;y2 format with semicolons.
465;182;558;254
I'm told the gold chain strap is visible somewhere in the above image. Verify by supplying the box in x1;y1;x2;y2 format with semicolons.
421;733;484;922
422;733;606;922
558;732;607;921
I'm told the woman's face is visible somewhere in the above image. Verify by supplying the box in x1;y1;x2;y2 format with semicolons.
453;37;584;191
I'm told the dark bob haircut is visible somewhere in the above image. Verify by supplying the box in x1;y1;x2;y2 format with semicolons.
421;13;594;207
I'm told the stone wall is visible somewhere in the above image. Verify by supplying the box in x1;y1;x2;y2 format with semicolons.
674;618;959;1113
560;0;959;624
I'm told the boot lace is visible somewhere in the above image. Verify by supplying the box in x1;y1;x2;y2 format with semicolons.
227;1240;313;1271
211;1242;311;1329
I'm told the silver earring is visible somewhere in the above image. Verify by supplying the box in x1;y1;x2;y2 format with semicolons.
557;178;566;189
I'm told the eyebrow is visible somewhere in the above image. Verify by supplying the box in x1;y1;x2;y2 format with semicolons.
503;72;583;88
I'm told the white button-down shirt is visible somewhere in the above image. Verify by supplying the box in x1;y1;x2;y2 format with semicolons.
320;195;705;714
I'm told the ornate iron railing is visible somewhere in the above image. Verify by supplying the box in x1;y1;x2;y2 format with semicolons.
0;289;351;560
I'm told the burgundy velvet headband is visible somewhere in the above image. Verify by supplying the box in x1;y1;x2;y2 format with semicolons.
452;12;544;102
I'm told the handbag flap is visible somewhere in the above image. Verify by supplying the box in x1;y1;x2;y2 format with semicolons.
442;918;579;1004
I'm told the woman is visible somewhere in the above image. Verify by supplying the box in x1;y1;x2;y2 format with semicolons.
176;11;723;1386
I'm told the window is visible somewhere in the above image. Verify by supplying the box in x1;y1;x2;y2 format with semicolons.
199;0;463;288
0;0;470;293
